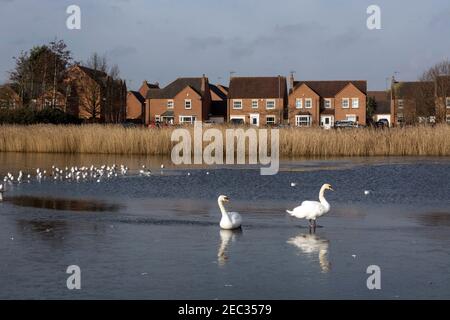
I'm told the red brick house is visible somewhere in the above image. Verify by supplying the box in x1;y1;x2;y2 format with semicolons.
65;65;127;123
0;84;22;109
227;76;287;126
126;81;159;123
288;76;367;128
145;76;212;125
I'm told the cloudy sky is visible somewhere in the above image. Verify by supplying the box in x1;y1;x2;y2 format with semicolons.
0;0;449;90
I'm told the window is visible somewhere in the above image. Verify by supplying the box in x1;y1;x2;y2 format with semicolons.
324;99;332;109
342;98;350;108
167;100;174;109
252;100;259;109
397;113;404;124
346;115;357;122
398;99;404;109
446;97;450;108
295;98;302;109
179;116;196;124
295;115;311;127
184;99;192;109
447;115;450;124
266;100;276;109
266;116;276;125
352;98;359;108
305;98;312;109
155;115;161;123
230;116;245;124
233;100;242;109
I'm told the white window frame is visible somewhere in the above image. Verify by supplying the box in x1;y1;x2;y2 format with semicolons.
305;98;312;109
184;99;192;109
324;99;332;109
352;98;359;109
295;98;302;109
342;98;350;109
266;99;276;109
446;97;450;108
446;115;450;124
233;99;243;109
167;100;174;109
252;99;259;109
179;115;196;124
266;115;276;125
230;115;246;124
346;114;357;122
155;115;161;123
295;115;312;127
398;99;404;109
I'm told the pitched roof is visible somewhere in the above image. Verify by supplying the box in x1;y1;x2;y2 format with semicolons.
293;80;367;97
78;65;108;80
142;81;160;89
146;77;208;99
209;84;227;101
228;76;287;99
368;91;391;114
129;91;145;104
393;81;434;98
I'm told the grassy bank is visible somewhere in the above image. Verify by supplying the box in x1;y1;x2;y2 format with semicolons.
0;124;449;157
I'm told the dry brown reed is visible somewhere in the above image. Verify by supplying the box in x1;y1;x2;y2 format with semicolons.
0;124;449;157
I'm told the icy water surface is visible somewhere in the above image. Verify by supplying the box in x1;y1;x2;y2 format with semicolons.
0;153;450;299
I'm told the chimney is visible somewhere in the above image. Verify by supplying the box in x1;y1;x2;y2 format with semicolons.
201;74;207;93
289;72;295;91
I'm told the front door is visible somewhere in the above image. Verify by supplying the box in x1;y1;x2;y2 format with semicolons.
321;116;334;129
250;114;259;126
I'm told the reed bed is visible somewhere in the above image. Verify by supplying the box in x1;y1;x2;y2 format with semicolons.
0;124;449;157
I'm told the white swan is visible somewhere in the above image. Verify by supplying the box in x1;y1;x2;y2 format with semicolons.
218;195;242;230
287;183;334;229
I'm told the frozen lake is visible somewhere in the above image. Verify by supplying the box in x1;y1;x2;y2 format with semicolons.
0;153;450;299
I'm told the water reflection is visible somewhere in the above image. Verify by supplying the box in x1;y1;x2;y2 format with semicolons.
8;196;121;212
287;233;331;273
415;212;450;227
217;229;242;266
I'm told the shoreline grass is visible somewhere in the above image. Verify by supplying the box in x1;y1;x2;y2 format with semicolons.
0;124;449;157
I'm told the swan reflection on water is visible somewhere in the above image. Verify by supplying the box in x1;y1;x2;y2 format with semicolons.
287;233;331;273
217;229;242;266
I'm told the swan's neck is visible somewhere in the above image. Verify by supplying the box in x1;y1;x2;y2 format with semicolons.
319;188;329;206
218;201;231;221
0;193;3;201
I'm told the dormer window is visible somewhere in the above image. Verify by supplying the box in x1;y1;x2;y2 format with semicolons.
324;99;332;109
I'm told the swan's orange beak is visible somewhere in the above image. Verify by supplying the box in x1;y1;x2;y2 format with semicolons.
224;196;230;202
329;186;334;191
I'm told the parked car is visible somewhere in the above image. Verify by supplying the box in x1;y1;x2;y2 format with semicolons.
334;120;358;128
375;119;389;128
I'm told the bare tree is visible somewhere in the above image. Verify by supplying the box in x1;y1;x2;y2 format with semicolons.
420;59;450;123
